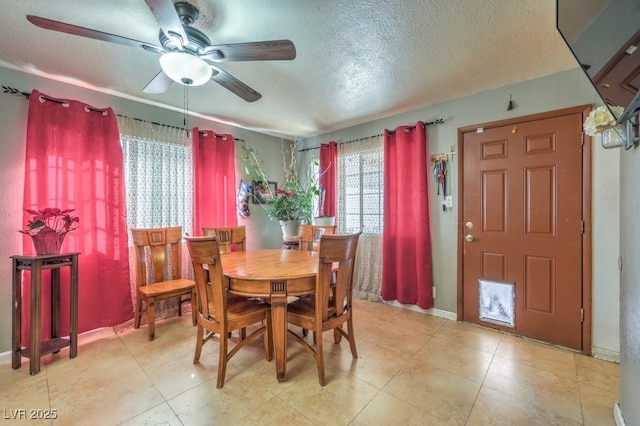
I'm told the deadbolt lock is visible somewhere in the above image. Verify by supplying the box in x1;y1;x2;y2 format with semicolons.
465;221;473;229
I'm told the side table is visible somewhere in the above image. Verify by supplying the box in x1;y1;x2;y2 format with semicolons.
11;252;80;375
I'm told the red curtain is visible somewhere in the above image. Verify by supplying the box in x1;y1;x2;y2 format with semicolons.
381;122;434;309
319;141;338;216
22;90;133;343
192;128;237;233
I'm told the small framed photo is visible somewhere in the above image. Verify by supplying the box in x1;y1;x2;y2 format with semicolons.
252;181;277;204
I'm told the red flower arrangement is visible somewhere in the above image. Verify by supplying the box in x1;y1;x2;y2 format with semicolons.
19;208;79;255
277;189;293;197
19;207;80;236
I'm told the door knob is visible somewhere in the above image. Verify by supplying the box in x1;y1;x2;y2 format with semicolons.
465;234;474;242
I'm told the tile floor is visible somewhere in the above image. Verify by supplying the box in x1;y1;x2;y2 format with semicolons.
1;298;619;425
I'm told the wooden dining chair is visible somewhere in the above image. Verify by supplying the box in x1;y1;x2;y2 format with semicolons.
298;224;338;338
287;232;362;386
202;225;250;338
185;235;273;388
298;225;336;252
202;226;246;253
131;226;197;341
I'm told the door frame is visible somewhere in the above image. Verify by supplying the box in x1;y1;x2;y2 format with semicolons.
456;105;593;354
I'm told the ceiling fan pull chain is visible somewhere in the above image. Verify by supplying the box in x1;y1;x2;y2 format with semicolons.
183;84;188;127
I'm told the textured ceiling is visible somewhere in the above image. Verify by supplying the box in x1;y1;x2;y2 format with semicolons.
0;0;581;139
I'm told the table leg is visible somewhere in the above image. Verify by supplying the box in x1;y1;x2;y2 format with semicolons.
70;254;78;358
270;280;288;381
51;268;60;344
11;258;21;370
30;260;43;375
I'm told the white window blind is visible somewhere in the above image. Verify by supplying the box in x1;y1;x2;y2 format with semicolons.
337;134;384;234
118;117;193;234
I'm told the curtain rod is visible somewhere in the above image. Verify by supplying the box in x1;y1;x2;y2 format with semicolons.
2;84;245;142
298;118;445;152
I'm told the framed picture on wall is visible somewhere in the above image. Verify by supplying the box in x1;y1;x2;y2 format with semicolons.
252;181;277;204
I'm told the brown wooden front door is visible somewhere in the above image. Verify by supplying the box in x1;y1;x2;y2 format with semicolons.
460;107;589;351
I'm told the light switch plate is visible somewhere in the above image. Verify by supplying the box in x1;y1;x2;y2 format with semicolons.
444;195;453;208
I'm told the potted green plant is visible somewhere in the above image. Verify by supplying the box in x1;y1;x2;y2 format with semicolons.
242;140;321;238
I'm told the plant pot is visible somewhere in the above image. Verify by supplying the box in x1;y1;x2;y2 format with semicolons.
31;227;66;255
313;216;335;226
600;124;626;149
279;220;302;242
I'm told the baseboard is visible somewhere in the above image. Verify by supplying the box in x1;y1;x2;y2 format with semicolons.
614;402;626;426
382;300;457;321
592;346;621;363
0;326;116;366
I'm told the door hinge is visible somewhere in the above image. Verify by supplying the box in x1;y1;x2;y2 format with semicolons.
581;220;585;233
581;131;585;145
432;287;436;299
581;308;584;322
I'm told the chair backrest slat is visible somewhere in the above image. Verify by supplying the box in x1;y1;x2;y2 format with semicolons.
202;226;246;253
131;226;183;287
299;225;336;251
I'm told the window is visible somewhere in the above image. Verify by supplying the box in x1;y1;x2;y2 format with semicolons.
337;136;384;234
118;118;193;234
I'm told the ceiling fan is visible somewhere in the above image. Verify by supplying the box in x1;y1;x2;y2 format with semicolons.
26;0;296;102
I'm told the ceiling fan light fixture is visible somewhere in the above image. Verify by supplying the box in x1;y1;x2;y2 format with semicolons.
159;51;212;86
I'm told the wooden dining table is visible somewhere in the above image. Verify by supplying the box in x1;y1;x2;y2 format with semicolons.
220;249;318;381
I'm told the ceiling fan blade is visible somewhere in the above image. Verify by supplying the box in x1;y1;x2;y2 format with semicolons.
142;70;174;94
27;15;165;54
203;40;296;62
144;0;188;47
209;66;262;102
